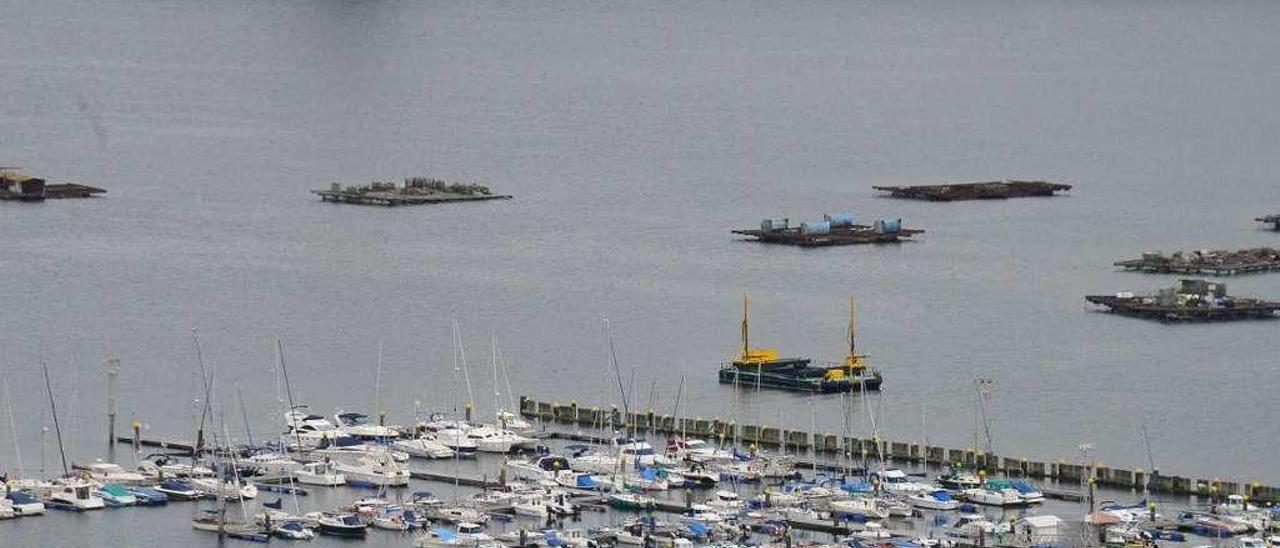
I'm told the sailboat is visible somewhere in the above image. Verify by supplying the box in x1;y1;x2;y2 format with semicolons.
39;361;105;511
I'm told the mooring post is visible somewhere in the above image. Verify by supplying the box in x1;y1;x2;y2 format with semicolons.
105;357;120;461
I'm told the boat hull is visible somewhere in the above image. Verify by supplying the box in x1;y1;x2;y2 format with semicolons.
718;367;882;393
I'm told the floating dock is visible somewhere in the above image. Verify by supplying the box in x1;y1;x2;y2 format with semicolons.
314;177;511;206
873;180;1071;201
0;167;105;201
733;214;920;247
1114;248;1280;276
1086;279;1280;321
1257;215;1280;230
518;396;1280;503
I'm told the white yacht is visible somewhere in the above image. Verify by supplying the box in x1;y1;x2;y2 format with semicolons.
83;461;148;485
294;460;346;486
48;478;106;511
467;425;535;453
873;469;932;494
393;434;456;459
189;477;258;500
332;454;410;487
334;412;401;440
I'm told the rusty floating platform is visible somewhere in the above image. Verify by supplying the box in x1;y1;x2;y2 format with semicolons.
732;225;922;246
1114;248;1280;276
873;180;1071;201
1257;214;1280;230
314;176;511;206
1086;279;1280;321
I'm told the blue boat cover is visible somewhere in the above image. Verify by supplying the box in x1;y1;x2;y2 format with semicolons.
434;528;456;541
687;522;711;535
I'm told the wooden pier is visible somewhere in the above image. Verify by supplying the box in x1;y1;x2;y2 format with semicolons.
1114;248;1280;276
1257;215;1280;230
873;180;1071;201
518;396;1280;503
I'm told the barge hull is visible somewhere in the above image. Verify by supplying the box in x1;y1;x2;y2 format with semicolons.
872;180;1070;201
718;368;882;393
1085;295;1280;321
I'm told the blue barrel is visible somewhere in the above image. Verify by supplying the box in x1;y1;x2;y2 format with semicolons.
824;213;855;227
760;217;789;231
876;218;902;234
800;220;830;235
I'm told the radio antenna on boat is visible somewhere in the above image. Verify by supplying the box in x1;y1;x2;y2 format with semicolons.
41;359;70;476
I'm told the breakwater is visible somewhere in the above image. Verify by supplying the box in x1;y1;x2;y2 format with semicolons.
519;396;1280;503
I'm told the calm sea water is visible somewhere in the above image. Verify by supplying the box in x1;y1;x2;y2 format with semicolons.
3;1;1279;545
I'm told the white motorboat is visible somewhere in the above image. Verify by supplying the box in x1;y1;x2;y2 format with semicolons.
427;505;490;525
948;513;1011;538
415;522;501;548
666;438;736;463
963;486;1024;507
705;490;745;513
873;469;932;494
827;497;887;519
467;425;534;453
82;461;149;485
333;454;410;487
495;410;536;436
271;520;317;540
48;479;106;511
432;425;479;454
512;497;548;517
877;496;913;518
314;435;410;462
5;489;46;516
850;521;892;540
335;412;401;440
680;503;726;523
394;434;456;459
313;511;368;538
908;489;961;511
244;451;303;477
294;461;346;486
283;408;342;450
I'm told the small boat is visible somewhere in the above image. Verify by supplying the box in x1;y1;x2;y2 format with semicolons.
607;491;656;511
155;478;202;501
467;425;536;453
5;489;46;516
127;486;170;506
335;411;401;440
427;505;490;525
294;461;346;486
189;477;258;500
963;485;1024;507
936;470;982;490
272;519;316;540
873;469;931;494
414;522;500;548
315;511;368;538
512;497;549;517
908;489;960;511
394;434;457;459
83;461;149;485
373;511;412;531
947;513;1011;539
48;479;106;511
827;497;887;520
680;503;726;523
431;423;479;454
0;498;15;520
192;509;271;541
96;483;138;507
332;454;410;488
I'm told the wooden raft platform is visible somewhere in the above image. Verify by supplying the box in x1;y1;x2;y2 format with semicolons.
873;180;1071;201
1114;248;1280;275
732;225;923;247
314;189;511;206
1085;295;1280;321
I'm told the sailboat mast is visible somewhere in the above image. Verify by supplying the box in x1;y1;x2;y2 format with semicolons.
277;340;305;457
41;360;69;476
3;376;25;476
453;317;475;421
848;297;856;356
374;341;384;425
741;293;749;357
491;336;500;422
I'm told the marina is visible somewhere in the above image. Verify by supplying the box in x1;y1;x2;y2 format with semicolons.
314;177;512;206
1085;279;1280;321
871;181;1071;201
733;214;922;247
1114;249;1280;276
